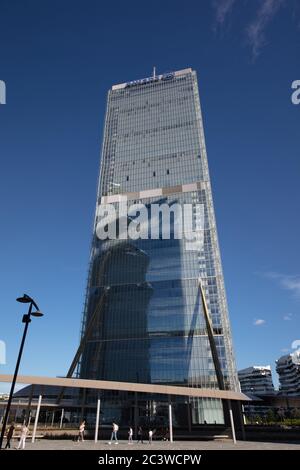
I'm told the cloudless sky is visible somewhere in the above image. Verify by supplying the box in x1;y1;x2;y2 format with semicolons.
0;0;299;392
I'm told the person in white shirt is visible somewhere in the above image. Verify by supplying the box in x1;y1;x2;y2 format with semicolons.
148;429;153;444
128;426;133;444
78;420;85;442
17;424;29;450
109;422;119;444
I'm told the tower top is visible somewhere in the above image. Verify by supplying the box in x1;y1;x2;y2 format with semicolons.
111;68;193;90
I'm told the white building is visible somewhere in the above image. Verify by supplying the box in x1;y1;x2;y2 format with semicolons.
238;366;275;396
276;351;300;396
0;393;9;401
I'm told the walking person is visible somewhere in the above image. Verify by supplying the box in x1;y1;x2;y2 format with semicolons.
137;426;143;444
78;420;85;442
109;422;119;444
148;429;153;444
5;423;15;449
17;424;29;450
128;426;133;444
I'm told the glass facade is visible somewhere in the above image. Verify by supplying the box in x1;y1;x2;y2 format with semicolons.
79;69;238;426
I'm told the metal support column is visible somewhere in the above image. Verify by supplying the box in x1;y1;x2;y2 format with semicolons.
187;399;192;433
95;398;101;443
228;400;236;444
134;392;138;439
168;398;173;443
59;408;64;429
31;395;42;443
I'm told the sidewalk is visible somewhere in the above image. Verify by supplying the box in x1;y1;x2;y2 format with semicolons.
3;439;300;450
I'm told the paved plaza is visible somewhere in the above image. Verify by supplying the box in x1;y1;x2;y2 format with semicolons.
3;439;300;450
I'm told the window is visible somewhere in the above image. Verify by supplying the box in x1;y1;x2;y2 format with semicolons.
153;171;156;177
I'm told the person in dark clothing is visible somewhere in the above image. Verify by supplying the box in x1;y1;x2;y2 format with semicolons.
137;426;144;443
5;423;15;449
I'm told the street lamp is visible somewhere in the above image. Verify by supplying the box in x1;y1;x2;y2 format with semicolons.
0;294;43;449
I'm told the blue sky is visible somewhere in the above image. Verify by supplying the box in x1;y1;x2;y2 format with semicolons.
0;0;299;392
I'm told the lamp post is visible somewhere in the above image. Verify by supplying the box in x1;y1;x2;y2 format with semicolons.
0;294;43;449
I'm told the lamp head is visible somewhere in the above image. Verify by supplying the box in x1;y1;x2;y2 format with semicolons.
16;294;33;304
31;311;44;318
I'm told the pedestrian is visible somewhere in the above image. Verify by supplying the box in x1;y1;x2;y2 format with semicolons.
128;426;133;444
148;429;153;444
137;426;143;444
5;423;15;449
109;422;119;444
78;420;85;442
17;424;29;450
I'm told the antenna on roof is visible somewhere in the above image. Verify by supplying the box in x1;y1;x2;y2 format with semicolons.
153;66;156;78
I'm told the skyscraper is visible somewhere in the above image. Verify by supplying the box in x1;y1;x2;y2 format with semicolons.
79;68;238;426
